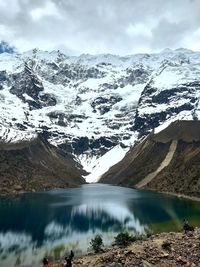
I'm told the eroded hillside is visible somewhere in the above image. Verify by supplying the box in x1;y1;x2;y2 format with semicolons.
100;121;200;197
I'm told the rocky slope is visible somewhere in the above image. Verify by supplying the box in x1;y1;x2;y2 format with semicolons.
53;228;200;267
0;48;200;181
0;126;85;195
100;121;200;197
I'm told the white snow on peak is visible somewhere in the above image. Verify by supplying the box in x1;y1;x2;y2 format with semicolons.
0;53;23;73
154;119;175;134
22;49;67;62
0;48;199;180
81;144;130;183
0;124;37;143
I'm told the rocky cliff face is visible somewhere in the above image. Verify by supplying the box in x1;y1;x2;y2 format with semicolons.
100;121;200;197
0;48;200;181
0;127;85;195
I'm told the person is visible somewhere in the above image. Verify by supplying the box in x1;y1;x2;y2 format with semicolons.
183;219;194;234
64;250;74;267
43;257;50;267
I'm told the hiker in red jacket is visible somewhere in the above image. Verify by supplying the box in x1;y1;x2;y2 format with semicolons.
43;257;50;267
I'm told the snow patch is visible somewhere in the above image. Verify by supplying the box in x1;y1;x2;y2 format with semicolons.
81;145;129;183
0;124;37;143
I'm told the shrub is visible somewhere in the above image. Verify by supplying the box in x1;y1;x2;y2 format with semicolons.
90;234;103;253
114;232;135;246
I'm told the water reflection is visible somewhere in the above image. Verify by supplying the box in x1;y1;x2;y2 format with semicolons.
0;184;199;267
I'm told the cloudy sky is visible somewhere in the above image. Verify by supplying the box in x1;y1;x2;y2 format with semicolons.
0;0;200;55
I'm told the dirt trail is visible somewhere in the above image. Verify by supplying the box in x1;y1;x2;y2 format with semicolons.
136;140;178;188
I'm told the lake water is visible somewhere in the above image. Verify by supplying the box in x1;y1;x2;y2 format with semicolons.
0;184;200;267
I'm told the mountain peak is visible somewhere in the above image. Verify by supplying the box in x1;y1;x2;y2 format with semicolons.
174;48;194;53
160;48;173;54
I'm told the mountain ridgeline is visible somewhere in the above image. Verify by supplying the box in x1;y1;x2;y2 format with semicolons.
0;47;200;192
0;48;199;175
100;121;200;197
0;133;85;195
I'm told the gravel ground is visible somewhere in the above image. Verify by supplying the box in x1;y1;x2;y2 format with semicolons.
52;228;200;267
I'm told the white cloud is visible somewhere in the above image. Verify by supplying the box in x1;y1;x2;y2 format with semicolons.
30;1;60;21
182;27;200;51
0;0;199;55
126;23;152;39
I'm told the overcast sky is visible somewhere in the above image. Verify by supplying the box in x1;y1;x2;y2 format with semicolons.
0;0;200;55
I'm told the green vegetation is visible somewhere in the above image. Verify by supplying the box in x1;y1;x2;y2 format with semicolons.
90;234;104;253
114;231;144;246
90;230;154;252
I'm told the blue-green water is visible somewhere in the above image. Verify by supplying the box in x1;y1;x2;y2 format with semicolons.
0;184;200;267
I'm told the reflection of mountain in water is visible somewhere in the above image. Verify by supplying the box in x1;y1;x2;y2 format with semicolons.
0;185;200;266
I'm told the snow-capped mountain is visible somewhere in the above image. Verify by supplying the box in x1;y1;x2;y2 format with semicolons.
0;47;199;181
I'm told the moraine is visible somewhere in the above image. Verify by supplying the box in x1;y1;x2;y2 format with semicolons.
0;184;200;267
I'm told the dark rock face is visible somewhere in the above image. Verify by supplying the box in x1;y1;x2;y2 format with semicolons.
134;111;167;135
91;95;123;115
10;65;43;99
15;123;27;130
47;112;88;127
64;136;118;155
37;62;106;85
117;66;151;87
134;81;200;134
39;127;118;157
10;65;57;109
39;93;57;106
0;71;7;83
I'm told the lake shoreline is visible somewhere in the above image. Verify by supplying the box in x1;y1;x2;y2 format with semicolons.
159;191;200;203
0;184;85;197
130;185;200;203
52;228;200;267
1;183;200;204
137;186;200;203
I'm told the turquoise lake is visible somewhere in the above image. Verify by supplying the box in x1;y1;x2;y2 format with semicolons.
0;184;200;267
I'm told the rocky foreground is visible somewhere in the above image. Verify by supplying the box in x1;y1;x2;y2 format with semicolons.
53;228;200;267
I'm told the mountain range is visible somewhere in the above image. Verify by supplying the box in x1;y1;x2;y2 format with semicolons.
0;46;199;185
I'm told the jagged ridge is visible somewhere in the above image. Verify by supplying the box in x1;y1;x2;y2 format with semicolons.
0;48;200;181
